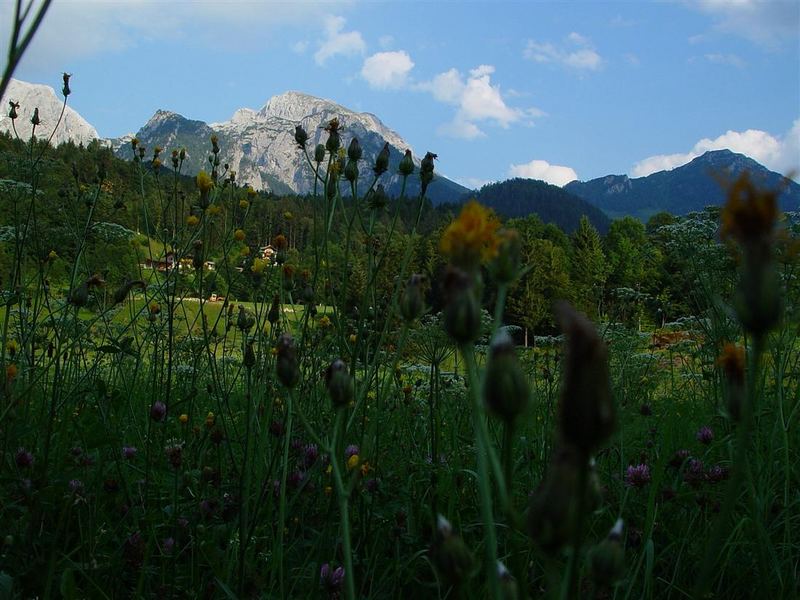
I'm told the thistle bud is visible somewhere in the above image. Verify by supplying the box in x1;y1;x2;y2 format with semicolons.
347;138;362;161
589;519;625;587
237;305;254;332
112;280;145;305
368;184;389;210
442;266;481;344
30;107;40;127
430;515;475;587
268;294;280;325
179;147;186;161
325;359;353;409
8;101;19;120
483;330;529;423
325;119;340;155
373;142;390;176
62;73;71;97
275;333;299;388
244;341;256;369
555;301;615;454
344;159;359;183
420;151;437;195
398;149;414;177
294;125;309;148
314;143;326;164
526;445;586;553
400;274;425;322
491;229;522;284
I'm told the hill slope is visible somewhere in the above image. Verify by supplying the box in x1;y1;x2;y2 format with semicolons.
565;150;800;220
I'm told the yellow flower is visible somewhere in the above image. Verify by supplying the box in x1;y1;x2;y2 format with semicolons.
360;461;371;476
47;250;58;261
283;211;293;221
148;301;161;315
349;334;357;344
196;170;213;193
234;229;246;241
179;413;189;424
247;187;257;198
440;200;501;268
205;411;215;428
239;199;249;209
347;454;360;470
6;340;18;356
324;485;333;496
720;172;778;244
186;215;199;226
251;258;267;274
206;204;221;216
318;315;332;328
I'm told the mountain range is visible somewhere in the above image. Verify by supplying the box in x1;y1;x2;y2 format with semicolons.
2;78;797;221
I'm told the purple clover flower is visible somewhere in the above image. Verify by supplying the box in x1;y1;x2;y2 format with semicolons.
696;426;714;445
625;464;651;488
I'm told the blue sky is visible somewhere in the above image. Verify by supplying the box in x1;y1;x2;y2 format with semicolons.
5;0;799;188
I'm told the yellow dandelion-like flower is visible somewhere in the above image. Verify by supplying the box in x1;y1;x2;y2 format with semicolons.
239;199;249;209
347;454;360;470
318;315;332;328
205;411;215;428
247;187;257;198
234;229;246;241
196;170;213;193
283;211;293;221
360;461;371;476
440;200;501;269
179;413;189;424
186;215;199;226
206;204;222;216
349;334;357;344
720;172;778;244
251;258;267;274
47;250;58;261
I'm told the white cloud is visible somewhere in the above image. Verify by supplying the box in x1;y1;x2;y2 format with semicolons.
419;64;540;139
524;33;603;71
314;15;366;65
704;53;746;68
378;35;394;49
2;1;353;69
690;0;799;46
631;120;800;179
509;159;578;187
292;41;309;54
361;51;414;89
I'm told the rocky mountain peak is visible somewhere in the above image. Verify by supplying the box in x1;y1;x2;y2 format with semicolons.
0;78;98;146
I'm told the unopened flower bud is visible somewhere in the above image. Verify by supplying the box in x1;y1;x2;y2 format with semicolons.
237;305;254;332
373;142;390;176
276;333;299;388
8;101;19;120
326;175;338;200
400;274;425;322
344;159;358;183
244;341;256;369
325;359;353;409
483;330;529;423
398;149;414;177
443;266;481;344
294;125;309;148
555;301;615;454
30;107;40;127
324;118;340;154
62;73;72;97
430;515;475;587
268;294;280;325
347;137;362;161
491;229;522;284
112;280;145;305
314;143;326;163
589;519;625;587
420;151;437;195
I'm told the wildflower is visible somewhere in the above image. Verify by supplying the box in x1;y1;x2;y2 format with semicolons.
344;158;358;183
314;143;326;163
347;454;360;470
239;199;249;209
490;228;522;284
483;329;530;423
348;334;357;344
30;107;40;127
179;413;189;424
324;118;341;154
150;401;167;422
696;426;714;445
68;479;84;495
399;274;426;322
344;445;359;460
420;151;437;195
347;137;362;162
122;446;137;460
251;257;268;274
148;301;161;315
398;149;414;177
164;440;183;469
186;215;199;226
624;464;651;488
205;411;215;428
721;172;778;244
668;449;690;468
233;229;246;241
6;340;18;357
237;305;255;331
303;444;319;468
360;461;371;477
273;234;288;250
8;100;19;120
683;458;705;488
294;125;309;148
442;266;481;344
276;333;300;388
320;563;345;597
15;448;33;469
555;302;615;455
268;295;280;325
440;200;501;270
589;519;625;587
373;142;390;176
47;249;58;261
111;279;145;305
241;246;251;257
325;359;353;408
318;315;332;329
429;515;474;587
196;170;213;192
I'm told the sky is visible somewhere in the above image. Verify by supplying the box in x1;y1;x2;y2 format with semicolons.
3;0;800;188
